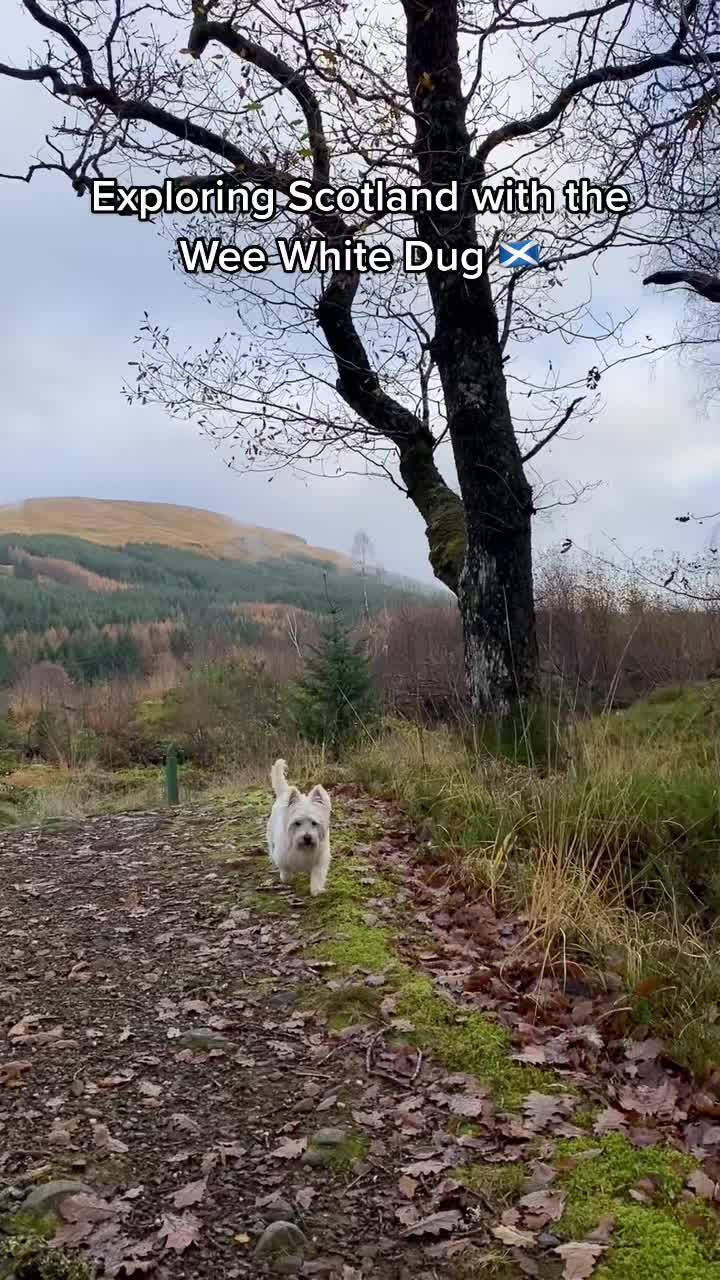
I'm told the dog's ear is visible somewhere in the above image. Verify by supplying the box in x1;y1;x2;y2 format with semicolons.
286;787;302;807
308;784;331;812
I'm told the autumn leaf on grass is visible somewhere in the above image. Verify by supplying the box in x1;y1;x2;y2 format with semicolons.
687;1169;717;1199
447;1093;487;1118
172;1179;207;1209
524;1161;558;1191
629;1175;662;1203
634;976;664;998
271;1136;307;1160
491;1223;538;1248
513;1043;550;1066
518;1190;566;1227
400;1209;463;1237
593;1107;627;1136
402;1157;450;1178
554;1240;606;1279
157;1212;201;1253
522;1092;573;1133
617;1078;678;1118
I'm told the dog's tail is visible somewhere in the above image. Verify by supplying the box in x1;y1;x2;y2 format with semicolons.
270;758;289;799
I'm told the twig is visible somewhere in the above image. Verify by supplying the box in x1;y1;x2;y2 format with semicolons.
365;1030;423;1087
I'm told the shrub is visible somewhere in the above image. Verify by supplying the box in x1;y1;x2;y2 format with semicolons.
291;611;377;754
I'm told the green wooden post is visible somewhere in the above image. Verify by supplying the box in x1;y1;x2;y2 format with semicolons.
165;745;179;806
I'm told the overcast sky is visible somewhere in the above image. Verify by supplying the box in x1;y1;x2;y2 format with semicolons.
2;3;719;584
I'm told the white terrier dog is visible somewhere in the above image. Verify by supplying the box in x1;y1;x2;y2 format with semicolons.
266;759;332;896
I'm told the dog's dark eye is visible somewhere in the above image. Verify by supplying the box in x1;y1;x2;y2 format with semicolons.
310;820;318;828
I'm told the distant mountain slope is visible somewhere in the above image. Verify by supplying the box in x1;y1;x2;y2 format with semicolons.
0;499;439;690
0;498;354;569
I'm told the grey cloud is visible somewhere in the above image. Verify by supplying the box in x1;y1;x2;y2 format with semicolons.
2;3;718;586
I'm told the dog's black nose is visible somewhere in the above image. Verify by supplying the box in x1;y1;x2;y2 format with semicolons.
302;834;314;846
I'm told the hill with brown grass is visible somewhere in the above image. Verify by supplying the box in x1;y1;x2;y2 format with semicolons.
0;497;354;569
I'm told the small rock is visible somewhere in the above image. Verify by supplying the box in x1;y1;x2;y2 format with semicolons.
273;1254;304;1275
312;1128;347;1148
264;1198;294;1222
178;1028;235;1051
267;992;298;1010
538;1232;562;1248
22;1179;95;1215
253;1221;308;1259
301;1149;332;1168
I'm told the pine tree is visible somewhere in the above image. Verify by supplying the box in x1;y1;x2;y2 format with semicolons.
292;610;377;754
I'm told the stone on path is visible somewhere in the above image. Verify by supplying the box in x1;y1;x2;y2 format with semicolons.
21;1179;95;1215
253;1220;309;1259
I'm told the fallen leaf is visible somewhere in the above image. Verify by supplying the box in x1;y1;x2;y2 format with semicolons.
402;1157;449;1178
0;1060;32;1086
523;1162;558;1191
296;1187;316;1210
629;1175;661;1203
398;1175;418;1200
157;1212;201;1253
58;1193;115;1224
634;976;663;998
518;1189;566;1227
401;1209;462;1237
492;1223;538;1248
522;1092;572;1133
272;1137;307;1160
172;1179;206;1209
554;1240;605;1280
448;1094;487;1118
169;1113;201;1135
587;1217;615;1245
593;1108;628;1136
138;1080;162;1099
687;1169;717;1200
93;1123;129;1155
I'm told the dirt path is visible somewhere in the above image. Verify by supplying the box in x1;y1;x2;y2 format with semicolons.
0;798;493;1279
2;790;720;1280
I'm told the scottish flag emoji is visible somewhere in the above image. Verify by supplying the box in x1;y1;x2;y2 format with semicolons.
499;239;541;268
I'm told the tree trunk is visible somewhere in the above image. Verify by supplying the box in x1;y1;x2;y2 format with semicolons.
438;279;538;716
458;462;537;718
403;0;538;717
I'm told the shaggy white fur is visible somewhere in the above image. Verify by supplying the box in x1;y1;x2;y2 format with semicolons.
266;758;332;896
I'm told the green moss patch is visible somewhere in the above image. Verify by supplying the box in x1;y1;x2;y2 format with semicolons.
298;848;556;1107
555;1134;720;1280
0;1213;95;1280
453;1162;527;1206
304;1132;369;1172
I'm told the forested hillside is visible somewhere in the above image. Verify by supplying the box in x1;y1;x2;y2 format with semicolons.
0;505;432;691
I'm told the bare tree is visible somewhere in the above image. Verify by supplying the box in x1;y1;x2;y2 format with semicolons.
2;0;719;716
351;530;375;577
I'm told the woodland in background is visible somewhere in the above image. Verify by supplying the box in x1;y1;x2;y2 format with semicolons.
3;538;720;773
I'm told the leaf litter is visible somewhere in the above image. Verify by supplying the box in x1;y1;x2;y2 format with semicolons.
0;798;719;1279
